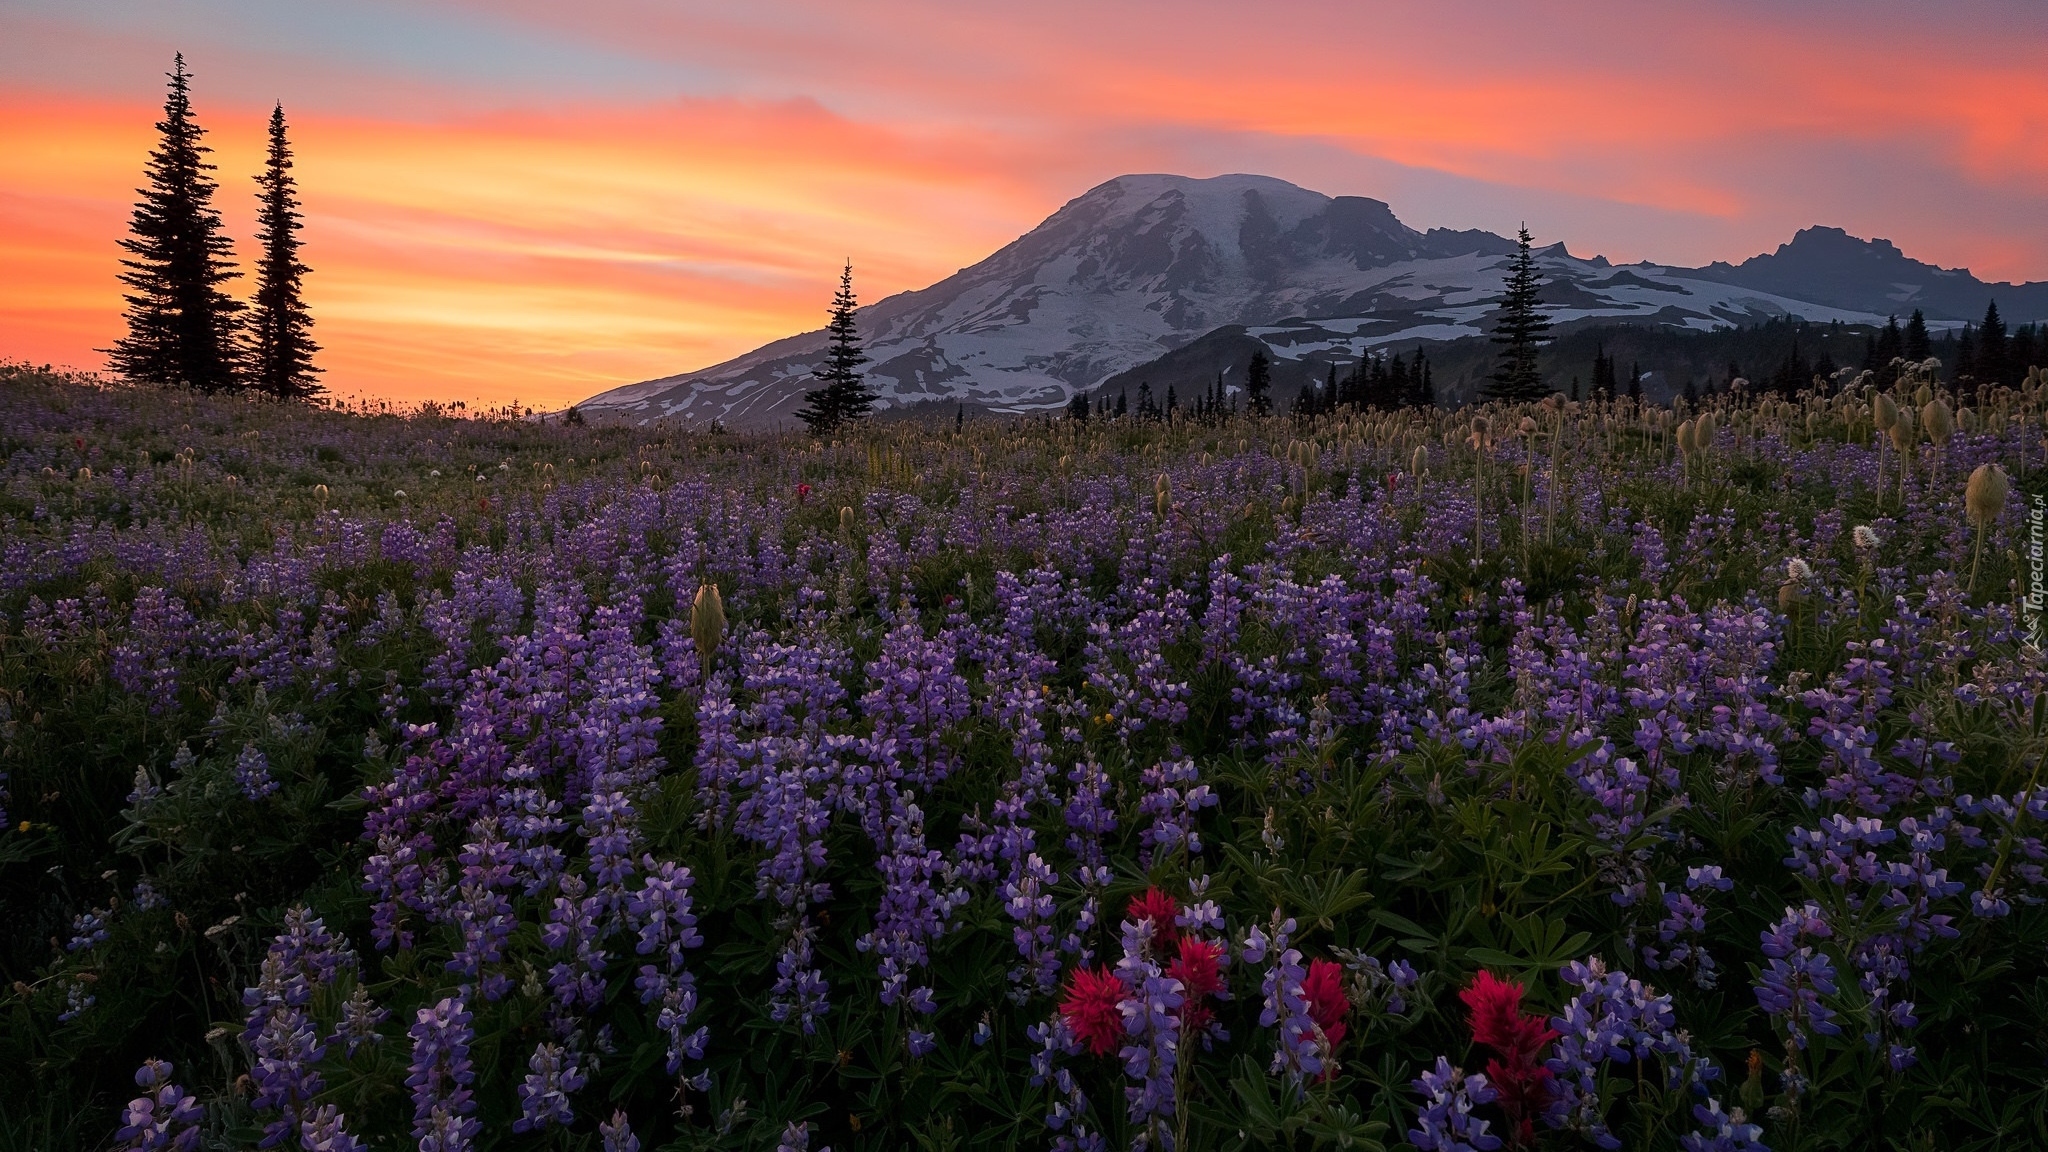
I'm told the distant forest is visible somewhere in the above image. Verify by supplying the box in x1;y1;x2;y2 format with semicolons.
1079;307;2042;421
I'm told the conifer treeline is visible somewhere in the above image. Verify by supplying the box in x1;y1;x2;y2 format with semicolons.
107;55;321;398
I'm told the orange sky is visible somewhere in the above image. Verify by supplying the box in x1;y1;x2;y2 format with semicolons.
4;0;2046;409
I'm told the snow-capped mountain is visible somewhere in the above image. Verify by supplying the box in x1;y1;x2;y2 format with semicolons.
574;173;2044;427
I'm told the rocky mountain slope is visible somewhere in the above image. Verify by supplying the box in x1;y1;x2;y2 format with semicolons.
575;173;2044;427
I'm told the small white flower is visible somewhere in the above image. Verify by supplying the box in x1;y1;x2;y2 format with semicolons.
393;489;407;498
1853;525;1879;550
429;469;441;477
1787;558;1813;581
474;473;487;483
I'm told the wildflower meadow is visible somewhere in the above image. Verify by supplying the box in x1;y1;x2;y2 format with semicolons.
1;360;2043;1152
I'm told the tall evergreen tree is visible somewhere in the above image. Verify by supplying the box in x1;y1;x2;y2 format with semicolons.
796;262;873;434
248;103;321;399
2011;324;2038;381
107;54;244;392
1902;309;1932;361
1066;391;1089;422
1977;300;2008;387
1410;348;1435;408
1244;349;1273;415
1627;362;1643;403
1875;315;1904;365
1484;225;1551;400
1591;344;1617;398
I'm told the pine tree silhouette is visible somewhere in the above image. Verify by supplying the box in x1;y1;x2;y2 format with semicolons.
796;262;874;434
249;103;321;399
1484;225;1551;401
107;55;244;391
1902;310;1931;362
1244;348;1273;415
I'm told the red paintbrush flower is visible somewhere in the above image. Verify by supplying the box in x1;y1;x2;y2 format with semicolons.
1059;966;1127;1056
1459;970;1560;1148
1301;958;1350;1049
1167;937;1224;1031
796;482;812;504
1127;887;1180;950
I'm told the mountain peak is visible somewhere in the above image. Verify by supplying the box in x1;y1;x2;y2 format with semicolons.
573;173;2048;428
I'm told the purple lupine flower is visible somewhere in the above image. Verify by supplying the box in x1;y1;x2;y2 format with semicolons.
1251;915;1324;1081
1136;757;1218;866
243;908;354;1148
335;984;387;1056
1754;904;1841;1051
406;997;479;1152
1546;957;1728;1149
1112;916;1183;1140
235;743;278;801
770;922;831;1034
297;1105;365;1152
1409;1056;1502;1152
627;857;708;1073
513;1042;588;1132
775;1120;829;1152
600;1112;640;1152
67;905;111;952
114;1060;204;1152
1029;1016;1106;1152
1679;1099;1769;1152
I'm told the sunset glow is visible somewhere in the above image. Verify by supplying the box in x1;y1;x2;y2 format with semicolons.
4;0;2045;408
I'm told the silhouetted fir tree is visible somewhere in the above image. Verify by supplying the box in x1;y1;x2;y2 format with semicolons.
1244;349;1272;415
1484;225;1550;400
1067;392;1089;422
1591;344;1617;398
248;103;321;399
107;55;244;392
2011;324;2038;380
1387;353;1411;410
1115;388;1128;418
1410;349;1435;407
1628;362;1642;403
796;262;874;434
1137;381;1156;419
1952;327;1976;383
1902;310;1931;361
1569;374;1581;402
1166;384;1178;416
1874;315;1904;367
1683;376;1698;405
1977;300;2007;388
955;403;965;430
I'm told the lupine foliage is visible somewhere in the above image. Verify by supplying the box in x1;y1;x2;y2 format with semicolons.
0;358;2044;1152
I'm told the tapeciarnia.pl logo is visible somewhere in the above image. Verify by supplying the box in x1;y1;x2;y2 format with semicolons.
2029;492;2046;651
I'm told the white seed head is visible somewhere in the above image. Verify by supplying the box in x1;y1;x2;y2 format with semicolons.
1966;463;2010;528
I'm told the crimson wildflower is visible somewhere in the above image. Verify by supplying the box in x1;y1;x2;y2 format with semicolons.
1459;970;1559;1148
1127;887;1180;950
1059;966;1126;1056
1301;958;1350;1049
1168;938;1224;1031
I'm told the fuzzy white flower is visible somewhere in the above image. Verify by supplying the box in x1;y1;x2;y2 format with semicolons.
1853;525;1879;550
429;469;441;477
393;490;407;498
1787;558;1813;581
